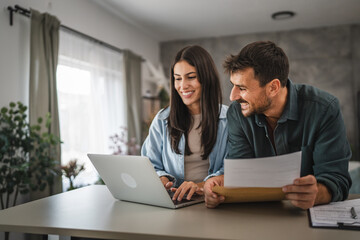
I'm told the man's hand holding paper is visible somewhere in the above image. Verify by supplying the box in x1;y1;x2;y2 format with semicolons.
282;175;332;210
205;151;313;208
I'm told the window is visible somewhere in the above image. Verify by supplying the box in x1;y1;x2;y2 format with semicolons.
57;29;126;190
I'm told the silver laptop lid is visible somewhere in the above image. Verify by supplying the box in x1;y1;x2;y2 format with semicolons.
88;154;177;209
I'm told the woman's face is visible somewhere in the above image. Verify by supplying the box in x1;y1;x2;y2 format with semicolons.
173;60;202;115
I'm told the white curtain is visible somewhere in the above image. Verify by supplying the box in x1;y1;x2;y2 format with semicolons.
57;29;126;188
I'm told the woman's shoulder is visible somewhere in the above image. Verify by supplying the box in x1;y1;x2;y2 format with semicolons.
147;107;169;132
155;107;170;121
219;104;228;119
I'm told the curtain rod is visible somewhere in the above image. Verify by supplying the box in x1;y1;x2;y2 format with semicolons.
7;4;145;61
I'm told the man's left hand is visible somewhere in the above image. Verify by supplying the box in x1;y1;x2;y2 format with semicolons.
282;175;322;210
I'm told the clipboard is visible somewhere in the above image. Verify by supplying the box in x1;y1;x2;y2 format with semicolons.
308;198;360;230
212;186;285;203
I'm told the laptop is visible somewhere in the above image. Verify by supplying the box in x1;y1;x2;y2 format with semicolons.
87;154;204;209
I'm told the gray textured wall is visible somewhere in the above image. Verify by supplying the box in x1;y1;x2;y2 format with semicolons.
160;24;360;161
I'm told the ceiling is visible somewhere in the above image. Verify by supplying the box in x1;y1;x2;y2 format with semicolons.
93;0;360;42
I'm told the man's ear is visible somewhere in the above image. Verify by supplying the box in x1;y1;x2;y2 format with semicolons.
267;79;281;97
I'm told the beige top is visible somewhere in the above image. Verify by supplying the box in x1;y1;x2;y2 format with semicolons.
184;114;209;183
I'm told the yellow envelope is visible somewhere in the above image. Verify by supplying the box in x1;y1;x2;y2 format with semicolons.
212;186;285;203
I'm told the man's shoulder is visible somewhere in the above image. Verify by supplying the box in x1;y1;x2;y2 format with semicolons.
294;83;338;108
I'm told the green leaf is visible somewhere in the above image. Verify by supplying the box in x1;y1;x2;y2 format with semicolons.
20;104;27;112
0;101;63;201
1;107;8;114
0;134;9;153
45;113;52;128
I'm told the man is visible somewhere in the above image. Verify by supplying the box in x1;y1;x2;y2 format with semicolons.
204;41;352;209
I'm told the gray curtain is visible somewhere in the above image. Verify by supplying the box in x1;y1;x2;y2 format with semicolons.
29;9;62;199
123;50;142;153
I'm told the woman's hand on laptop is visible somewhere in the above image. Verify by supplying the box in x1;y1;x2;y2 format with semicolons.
171;181;204;201
160;176;174;190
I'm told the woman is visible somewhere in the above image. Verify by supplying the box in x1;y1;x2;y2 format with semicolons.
141;45;228;202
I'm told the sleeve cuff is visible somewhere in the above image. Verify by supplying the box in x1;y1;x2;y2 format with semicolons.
203;169;224;182
156;171;176;184
316;176;340;202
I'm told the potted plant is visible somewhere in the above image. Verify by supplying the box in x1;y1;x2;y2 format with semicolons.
61;159;85;191
0;101;62;211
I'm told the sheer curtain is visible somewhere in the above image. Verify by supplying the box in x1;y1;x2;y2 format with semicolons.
57;29;126;189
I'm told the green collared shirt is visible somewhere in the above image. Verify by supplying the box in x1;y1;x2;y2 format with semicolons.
227;79;352;202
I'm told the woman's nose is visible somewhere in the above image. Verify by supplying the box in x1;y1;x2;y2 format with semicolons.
180;79;188;89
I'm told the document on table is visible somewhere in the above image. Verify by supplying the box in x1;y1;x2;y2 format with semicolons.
309;198;360;230
224;151;302;187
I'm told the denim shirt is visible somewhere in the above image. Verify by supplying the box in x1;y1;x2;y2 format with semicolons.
227;79;352;202
141;105;228;187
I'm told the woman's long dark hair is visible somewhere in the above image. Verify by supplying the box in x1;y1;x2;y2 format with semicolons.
167;45;222;160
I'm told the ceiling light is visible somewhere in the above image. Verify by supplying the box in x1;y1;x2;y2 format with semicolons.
271;11;295;20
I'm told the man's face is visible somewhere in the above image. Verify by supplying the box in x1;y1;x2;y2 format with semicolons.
229;68;271;117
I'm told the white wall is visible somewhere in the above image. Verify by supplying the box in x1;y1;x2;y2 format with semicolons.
0;0;160;108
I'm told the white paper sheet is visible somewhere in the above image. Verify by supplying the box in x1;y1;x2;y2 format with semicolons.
309;199;360;227
224;151;302;187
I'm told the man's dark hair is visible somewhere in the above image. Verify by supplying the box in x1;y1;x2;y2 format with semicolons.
223;41;289;87
168;45;222;160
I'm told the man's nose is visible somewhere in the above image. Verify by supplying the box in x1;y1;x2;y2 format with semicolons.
229;86;240;101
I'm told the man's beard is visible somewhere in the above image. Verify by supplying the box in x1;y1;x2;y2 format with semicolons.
237;97;272;117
